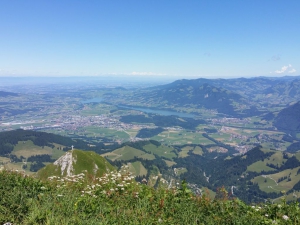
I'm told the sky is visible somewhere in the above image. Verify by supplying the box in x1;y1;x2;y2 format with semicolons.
0;0;299;79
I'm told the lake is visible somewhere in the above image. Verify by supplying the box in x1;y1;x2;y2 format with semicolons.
119;105;196;118
81;98;196;118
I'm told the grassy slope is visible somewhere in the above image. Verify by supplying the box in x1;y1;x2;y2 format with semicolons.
127;161;147;176
252;166;300;193
12;140;53;158
143;144;176;159
37;150;115;179
102;146;155;161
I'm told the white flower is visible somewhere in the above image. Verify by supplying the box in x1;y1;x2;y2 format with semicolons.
282;215;289;220
277;204;281;208
265;214;268;217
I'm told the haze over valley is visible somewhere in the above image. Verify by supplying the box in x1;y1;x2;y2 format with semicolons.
1;75;300;203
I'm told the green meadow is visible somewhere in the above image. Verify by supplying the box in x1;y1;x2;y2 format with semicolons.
143;144;176;159
102;146;155;161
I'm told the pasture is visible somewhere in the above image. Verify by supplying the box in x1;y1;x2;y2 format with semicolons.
101;146;155;161
247;161;276;173
143;144;176;159
127;161;147;176
12;140;53;158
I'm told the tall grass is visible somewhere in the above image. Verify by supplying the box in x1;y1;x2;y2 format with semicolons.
0;168;299;224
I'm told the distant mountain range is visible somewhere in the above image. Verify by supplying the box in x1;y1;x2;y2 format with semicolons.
123;76;300;117
133;80;258;116
0;91;18;97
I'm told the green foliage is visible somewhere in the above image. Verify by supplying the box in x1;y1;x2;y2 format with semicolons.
136;127;165;138
1;169;300;224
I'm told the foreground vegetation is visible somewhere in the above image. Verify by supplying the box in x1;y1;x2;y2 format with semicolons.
1;169;300;224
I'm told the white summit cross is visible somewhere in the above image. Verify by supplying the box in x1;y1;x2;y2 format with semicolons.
71;145;74;150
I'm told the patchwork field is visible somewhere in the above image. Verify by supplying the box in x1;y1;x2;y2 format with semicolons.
85;127;130;140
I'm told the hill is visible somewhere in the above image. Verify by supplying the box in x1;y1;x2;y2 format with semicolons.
273;101;300;132
126;79;263;117
0;90;18;97
36;149;115;179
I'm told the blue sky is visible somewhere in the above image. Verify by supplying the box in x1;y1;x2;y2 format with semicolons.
0;0;299;78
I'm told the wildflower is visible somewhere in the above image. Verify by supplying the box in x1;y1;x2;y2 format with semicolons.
277;204;281;208
282;215;289;220
251;206;255;209
40;186;47;190
265;214;268;217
